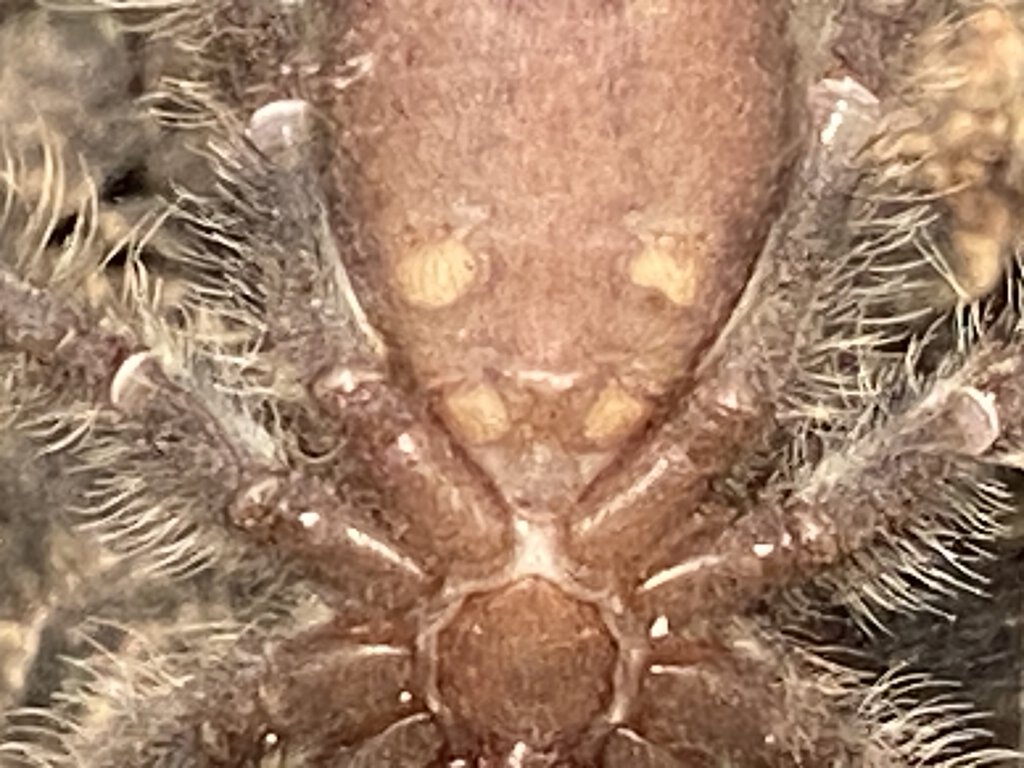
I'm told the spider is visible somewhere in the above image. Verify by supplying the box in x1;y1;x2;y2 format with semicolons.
2;0;1024;765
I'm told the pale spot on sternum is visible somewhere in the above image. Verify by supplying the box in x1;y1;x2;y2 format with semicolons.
512;368;581;392
511;517;565;582
394;237;481;309
583;380;647;445
444;381;511;445
627;236;699;306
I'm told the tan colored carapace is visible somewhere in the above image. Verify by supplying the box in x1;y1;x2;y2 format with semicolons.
334;0;793;518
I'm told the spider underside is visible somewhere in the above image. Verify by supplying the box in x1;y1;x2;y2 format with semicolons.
2;1;1024;766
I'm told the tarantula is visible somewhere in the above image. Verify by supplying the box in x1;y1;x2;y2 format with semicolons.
3;0;1024;764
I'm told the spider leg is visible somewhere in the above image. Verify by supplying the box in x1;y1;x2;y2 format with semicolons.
3;215;448;630
617;340;1024;761
1;214;451;761
0;617;444;767
0;37;512;755
622;613;1016;766
2;275;453;627
312;372;513;575
164;106;513;584
637;341;1021;627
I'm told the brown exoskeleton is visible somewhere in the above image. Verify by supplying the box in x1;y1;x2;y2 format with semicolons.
2;1;1024;765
